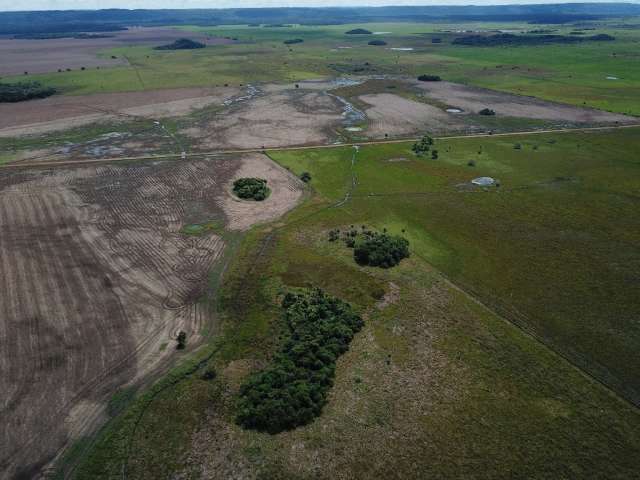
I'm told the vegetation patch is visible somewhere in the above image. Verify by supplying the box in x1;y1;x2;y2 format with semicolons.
180;219;224;236
452;33;615;47
418;74;441;82
368;39;387;46
236;288;363;433
479;108;496;116
345;28;372;34
0;81;56;103
154;38;206;50
283;38;304;44
329;226;410;269
232;177;270;201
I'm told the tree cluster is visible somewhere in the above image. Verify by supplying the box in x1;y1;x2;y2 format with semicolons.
412;135;435;156
418;74;441;82
0;81;56;103
283;38;304;44
329;225;410;269
345;28;372;34
479;108;496;116
154;38;206;50
452;33;614;47
236;288;363;433
233;177;270;201
368;39;387;46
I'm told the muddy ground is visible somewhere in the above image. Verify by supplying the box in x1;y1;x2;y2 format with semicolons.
0;154;302;479
0;27;234;76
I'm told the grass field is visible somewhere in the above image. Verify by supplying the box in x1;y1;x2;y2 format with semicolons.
5;20;640;115
65;127;640;478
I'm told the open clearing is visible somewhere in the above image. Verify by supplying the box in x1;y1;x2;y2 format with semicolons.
0;153;302;478
0;27;233;76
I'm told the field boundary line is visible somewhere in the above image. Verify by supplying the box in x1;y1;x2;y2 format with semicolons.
2;124;640;171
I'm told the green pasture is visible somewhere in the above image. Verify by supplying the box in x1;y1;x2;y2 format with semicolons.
4;20;639;115
68;128;640;478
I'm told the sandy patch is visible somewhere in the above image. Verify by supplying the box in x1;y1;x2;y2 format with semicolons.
186;90;344;150
415;81;634;123
221;153;304;231
0;86;238;137
359;93;463;136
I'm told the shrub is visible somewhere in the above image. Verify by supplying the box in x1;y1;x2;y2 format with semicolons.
368;40;387;46
353;232;410;268
236;289;363;433
300;171;312;183
176;331;187;350
283;38;304;44
412;135;434;156
431;149;439;160
418;74;441;82
155;38;205;50
345;28;372;34
479;108;496;116
232;177;270;201
0;81;56;103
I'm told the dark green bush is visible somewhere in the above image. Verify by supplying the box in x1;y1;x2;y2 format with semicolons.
300;171;312;183
236;289;363;433
418;74;441;82
154;38;205;50
479;108;496;116
0;81;56;103
368;39;387;46
345;28;372;34
412;135;434;155
283;38;304;44
233;177;270;201
353;232;410;268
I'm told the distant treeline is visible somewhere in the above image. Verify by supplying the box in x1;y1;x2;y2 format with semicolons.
13;32;115;40
1;4;639;34
453;33;615;46
0;82;56;103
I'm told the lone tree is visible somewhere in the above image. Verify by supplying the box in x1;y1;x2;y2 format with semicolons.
233;177;270;201
176;331;187;350
300;172;312;183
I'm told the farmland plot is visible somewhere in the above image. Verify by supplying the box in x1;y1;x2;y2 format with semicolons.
0;154;302;478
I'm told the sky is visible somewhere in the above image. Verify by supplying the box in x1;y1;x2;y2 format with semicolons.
1;0;637;12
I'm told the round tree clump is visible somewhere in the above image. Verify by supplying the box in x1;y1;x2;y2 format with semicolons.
233;177;270;201
354;233;410;268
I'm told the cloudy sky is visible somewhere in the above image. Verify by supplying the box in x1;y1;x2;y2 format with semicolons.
1;0;636;12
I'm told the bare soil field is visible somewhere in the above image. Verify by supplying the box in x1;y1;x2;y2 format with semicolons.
0;86;239;137
0;153;302;479
359;93;465;137
184;87;344;150
414;80;635;124
0;27;234;76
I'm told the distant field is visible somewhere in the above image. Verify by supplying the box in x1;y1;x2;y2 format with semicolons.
5;20;639;116
68;128;640;478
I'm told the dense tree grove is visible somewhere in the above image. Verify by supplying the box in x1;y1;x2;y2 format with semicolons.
154;38;205;50
232;177;270;201
236;289;363;433
329;226;410;268
452;33;614;47
0;82;56;103
354;232;410;268
345;28;372;34
418;74;441;81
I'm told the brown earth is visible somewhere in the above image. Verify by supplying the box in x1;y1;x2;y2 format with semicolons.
0;27;234;76
414;80;635;123
0;86;239;137
0;153;302;479
184;87;345;150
